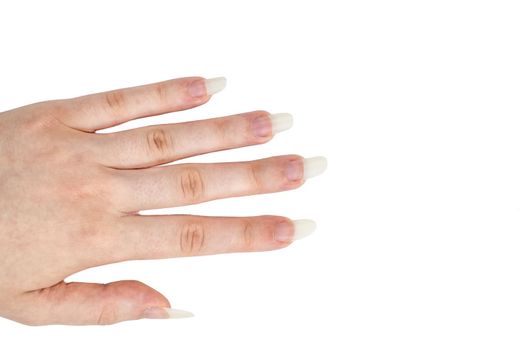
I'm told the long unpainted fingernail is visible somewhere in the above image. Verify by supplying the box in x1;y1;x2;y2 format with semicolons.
205;77;227;95
293;219;317;240
270;113;293;134
252;113;293;138
142;307;194;319
274;219;317;243
303;156;328;179
286;159;304;181
286;157;328;182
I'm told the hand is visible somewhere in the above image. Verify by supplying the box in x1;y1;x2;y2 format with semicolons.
0;76;327;325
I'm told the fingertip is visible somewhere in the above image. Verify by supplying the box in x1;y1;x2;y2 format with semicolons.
274;217;296;244
104;280;172;322
283;155;306;186
271;217;316;244
248;110;294;143
188;77;210;99
187;76;226;105
250;110;274;140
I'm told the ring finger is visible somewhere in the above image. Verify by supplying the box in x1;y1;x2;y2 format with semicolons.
100;215;317;265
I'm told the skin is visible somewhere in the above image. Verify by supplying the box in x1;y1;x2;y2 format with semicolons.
0;76;307;326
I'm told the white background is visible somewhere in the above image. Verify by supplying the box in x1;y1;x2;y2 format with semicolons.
1;0;524;349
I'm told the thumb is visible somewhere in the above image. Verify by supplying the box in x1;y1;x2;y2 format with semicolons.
14;280;193;325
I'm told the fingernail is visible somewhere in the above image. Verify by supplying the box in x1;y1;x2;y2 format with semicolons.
275;219;317;243
270;113;293;134
274;221;294;243
251;114;273;137
205;77;227;96
285;159;304;181
293;219;317;240
142;307;194;319
303;156;328;179
252;113;293;138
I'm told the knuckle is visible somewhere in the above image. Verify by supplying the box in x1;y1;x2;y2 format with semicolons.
74;216;108;244
179;168;204;202
104;90;127;114
213;118;231;143
241;221;254;250
247;162;264;192
178;222;206;254
63;178;107;204
19;101;64;133
146;128;173;157
154;81;170;105
97;306;118;325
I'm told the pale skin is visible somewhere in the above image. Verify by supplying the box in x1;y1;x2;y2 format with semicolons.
0;76;322;325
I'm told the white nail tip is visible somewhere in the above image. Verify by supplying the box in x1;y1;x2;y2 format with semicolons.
293;219;317;241
205;77;227;95
303;156;328;179
270;113;294;134
164;308;195;319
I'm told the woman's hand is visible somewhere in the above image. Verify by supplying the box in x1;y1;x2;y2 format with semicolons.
0;76;326;325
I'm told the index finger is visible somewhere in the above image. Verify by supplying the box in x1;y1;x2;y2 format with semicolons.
60;76;226;131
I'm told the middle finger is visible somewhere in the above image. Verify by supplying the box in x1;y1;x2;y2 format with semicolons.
113;155;327;212
93;111;293;169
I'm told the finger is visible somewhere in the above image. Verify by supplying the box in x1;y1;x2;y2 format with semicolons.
94;111;293;169
13;281;192;326
115;155;327;212
109;215;317;263
61;76;226;132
